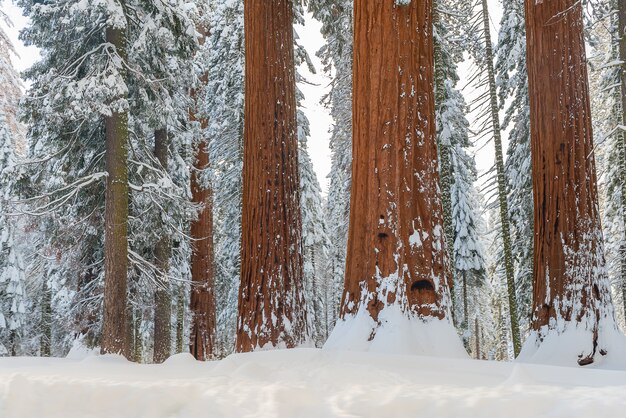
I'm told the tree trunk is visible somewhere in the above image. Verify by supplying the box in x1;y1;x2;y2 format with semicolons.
525;0;617;365
329;0;457;350
236;0;307;352
618;0;626;326
475;317;480;360
480;0;521;357
153;128;171;363
189;126;217;361
101;24;130;358
189;25;217;361
40;279;51;357
176;284;185;354
434;3;456;326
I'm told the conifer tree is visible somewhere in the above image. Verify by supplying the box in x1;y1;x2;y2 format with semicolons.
327;0;463;355
236;0;308;351
523;0;626;366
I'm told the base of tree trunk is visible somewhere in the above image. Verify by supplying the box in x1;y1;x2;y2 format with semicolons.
324;303;466;357
519;319;626;368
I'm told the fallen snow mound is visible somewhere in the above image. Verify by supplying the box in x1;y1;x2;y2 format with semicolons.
1;349;626;417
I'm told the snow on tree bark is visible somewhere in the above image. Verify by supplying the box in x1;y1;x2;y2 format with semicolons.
523;0;623;366
236;0;308;352
328;0;462;354
189;114;217;361
153;127;171;364
101;24;130;358
617;0;626;324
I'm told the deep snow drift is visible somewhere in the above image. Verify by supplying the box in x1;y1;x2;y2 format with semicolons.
1;348;626;417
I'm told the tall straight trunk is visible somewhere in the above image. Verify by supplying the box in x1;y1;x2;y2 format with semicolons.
618;0;626;324
40;279;51;357
189;125;217;361
480;0;521;357
176;284;185;354
236;0;307;352
153;128;171;363
101;24;130;358
189;26;217;361
433;5;456;324
475;317;480;359
330;0;458;350
525;0;617;365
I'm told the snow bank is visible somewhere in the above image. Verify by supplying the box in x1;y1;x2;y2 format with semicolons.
520;320;626;369
324;303;467;358
1;349;626;417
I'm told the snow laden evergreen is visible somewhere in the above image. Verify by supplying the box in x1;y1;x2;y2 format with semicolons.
308;0;353;335
494;0;534;333
205;0;244;356
434;4;488;353
588;1;626;331
19;0;199;357
0;8;28;356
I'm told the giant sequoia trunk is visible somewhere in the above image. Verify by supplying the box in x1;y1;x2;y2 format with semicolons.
325;0;463;356
189;119;217;361
523;0;623;366
153;127;171;363
101;24;130;357
236;0;307;352
189;26;217;361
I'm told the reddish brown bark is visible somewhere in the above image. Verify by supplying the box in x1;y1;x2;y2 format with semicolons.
525;0;615;364
189;26;217;360
189;109;217;361
236;0;307;352
339;0;452;324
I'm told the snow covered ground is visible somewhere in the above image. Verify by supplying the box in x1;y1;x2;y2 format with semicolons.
1;348;625;418
0;349;626;418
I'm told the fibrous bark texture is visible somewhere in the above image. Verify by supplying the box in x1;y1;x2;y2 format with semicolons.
525;0;616;365
189;126;217;361
189;27;217;361
101;25;130;358
153;128;171;364
236;0;307;352
339;0;452;325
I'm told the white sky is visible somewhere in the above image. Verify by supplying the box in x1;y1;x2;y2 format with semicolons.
3;1;503;196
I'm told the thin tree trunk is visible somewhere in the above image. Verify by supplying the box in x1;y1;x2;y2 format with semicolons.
132;309;142;362
40;279;51;357
475;317;480;360
153;128;171;363
101;23;130;358
434;3;456;326
236;0;307;352
176;284;185;354
463;271;468;326
618;0;626;324
525;0;617;365
480;0;521;357
336;0;454;338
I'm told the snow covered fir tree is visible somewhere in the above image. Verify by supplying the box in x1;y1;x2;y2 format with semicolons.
0;0;625;415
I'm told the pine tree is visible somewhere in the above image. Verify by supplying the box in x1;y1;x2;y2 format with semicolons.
326;0;463;355
236;0;308;352
205;0;245;356
495;0;534;333
523;0;626;366
308;0;353;335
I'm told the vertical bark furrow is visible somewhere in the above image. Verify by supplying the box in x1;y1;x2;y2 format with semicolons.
236;0;307;352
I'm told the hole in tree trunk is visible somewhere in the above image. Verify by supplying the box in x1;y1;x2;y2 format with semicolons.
411;280;434;292
378;232;389;239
